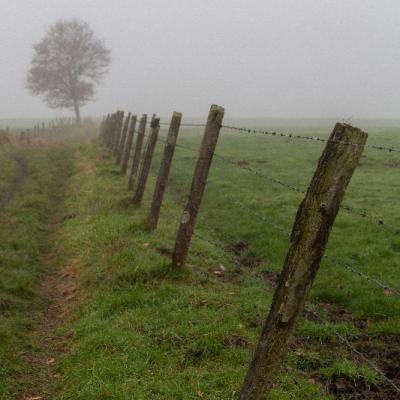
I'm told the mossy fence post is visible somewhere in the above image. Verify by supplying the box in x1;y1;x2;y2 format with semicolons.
116;112;131;165
172;104;225;267
128;114;147;191
121;115;137;175
238;123;368;400
133;118;160;205
146;111;182;230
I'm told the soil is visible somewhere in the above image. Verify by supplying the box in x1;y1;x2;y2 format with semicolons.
302;304;400;399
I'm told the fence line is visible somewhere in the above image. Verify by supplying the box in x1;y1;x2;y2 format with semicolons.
156;131;399;232
99;108;399;399
222;124;400;154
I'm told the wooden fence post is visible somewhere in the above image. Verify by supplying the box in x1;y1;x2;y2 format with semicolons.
113;111;124;156
146;112;182;229
128;114;147;191
116;113;131;165
238;123;367;400
104;113;112;149
108;112;118;150
133;118;160;205
120;115;137;175
172;104;224;267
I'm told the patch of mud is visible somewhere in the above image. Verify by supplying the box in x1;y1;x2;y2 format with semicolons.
117;196;133;209
302;304;400;399
237;160;249;166
262;271;280;288
156;247;172;256
229;241;263;268
224;334;247;348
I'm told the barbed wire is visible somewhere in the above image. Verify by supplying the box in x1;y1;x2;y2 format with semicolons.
222;124;400;154
171;139;398;232
145;128;400;295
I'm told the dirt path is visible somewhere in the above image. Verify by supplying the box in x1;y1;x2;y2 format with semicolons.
15;149;79;400
0;155;28;209
20;252;79;400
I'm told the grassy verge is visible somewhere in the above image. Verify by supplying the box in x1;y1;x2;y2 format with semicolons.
48;131;397;399
0;142;75;398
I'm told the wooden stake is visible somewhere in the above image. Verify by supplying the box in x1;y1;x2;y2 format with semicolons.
172;104;224;267
116;113;131;165
128;114;147;191
133;118;160;205
238;123;367;400
120;115;137;175
113;111;124;156
146;112;182;229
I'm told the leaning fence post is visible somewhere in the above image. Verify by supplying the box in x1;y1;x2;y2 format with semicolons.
133;118;160;205
146;112;182;229
128;114;147;191
172;104;224;267
238;123;367;400
116;113;131;165
120;115;137;175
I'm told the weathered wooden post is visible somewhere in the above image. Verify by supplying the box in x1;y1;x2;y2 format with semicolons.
113;111;124;156
172;104;224;267
120;115;137;175
133;118;160;205
146;112;182;229
107;112;117;149
128;114;147;191
238;123;367;400
116;113;131;165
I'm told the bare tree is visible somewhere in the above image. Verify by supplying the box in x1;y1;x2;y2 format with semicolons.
27;19;111;122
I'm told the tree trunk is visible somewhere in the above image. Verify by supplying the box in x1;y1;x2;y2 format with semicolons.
73;98;81;123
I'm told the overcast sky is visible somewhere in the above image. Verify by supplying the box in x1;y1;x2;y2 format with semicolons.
1;0;400;119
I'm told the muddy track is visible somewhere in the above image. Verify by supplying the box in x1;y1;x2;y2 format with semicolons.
0;155;28;209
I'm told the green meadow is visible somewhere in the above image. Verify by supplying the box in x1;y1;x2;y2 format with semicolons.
0;119;399;399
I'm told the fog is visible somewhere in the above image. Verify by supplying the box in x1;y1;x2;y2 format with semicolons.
1;0;400;119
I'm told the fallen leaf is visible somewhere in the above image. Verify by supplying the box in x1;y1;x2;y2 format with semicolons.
197;390;204;398
46;358;55;365
53;372;61;379
142;243;150;248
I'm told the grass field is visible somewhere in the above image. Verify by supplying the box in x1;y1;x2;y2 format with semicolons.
0;119;399;399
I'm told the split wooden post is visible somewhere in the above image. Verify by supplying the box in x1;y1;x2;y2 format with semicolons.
116;113;131;165
172;104;224;267
146;112;182;229
238;123;367;400
128;114;147;190
120;115;137;175
133;118;160;205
